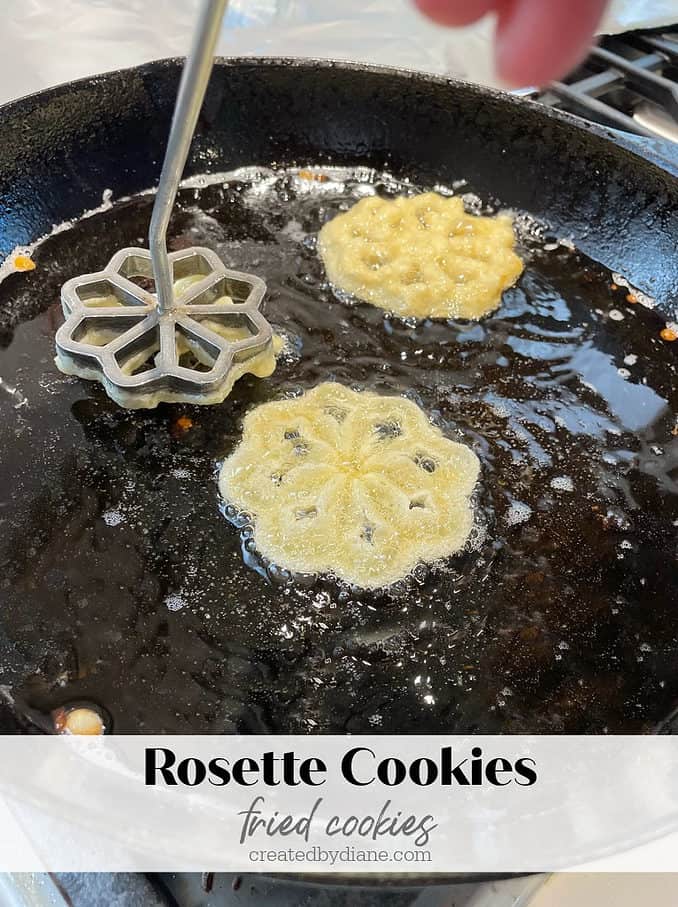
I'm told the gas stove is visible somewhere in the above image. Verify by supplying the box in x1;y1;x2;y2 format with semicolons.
529;25;678;142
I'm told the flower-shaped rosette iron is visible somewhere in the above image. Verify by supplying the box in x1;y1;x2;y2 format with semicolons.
55;247;272;406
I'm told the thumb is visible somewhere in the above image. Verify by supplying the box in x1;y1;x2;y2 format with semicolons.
414;0;609;87
496;0;608;86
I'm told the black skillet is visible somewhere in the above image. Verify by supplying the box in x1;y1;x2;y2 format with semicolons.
0;57;677;888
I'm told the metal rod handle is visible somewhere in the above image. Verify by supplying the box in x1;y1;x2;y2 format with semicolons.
149;0;229;315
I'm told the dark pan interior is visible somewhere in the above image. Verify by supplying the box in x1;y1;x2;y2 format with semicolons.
0;55;677;888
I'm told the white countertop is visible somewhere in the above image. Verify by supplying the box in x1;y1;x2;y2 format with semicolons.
1;0;676;106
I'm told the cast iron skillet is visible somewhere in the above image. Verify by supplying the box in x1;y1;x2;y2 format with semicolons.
0;59;677;887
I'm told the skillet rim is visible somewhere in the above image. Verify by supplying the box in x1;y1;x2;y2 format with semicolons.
0;55;675;179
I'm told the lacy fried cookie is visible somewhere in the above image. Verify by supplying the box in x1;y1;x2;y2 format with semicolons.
219;383;481;589
318;193;524;320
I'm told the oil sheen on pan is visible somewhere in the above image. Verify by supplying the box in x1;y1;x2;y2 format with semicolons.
0;166;676;735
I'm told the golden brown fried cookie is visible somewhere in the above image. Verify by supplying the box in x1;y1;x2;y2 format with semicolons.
219;383;480;588
318;192;523;319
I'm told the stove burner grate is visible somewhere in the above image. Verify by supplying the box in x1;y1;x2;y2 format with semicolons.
529;26;678;142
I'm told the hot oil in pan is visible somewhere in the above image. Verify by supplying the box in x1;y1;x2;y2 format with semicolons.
0;167;676;734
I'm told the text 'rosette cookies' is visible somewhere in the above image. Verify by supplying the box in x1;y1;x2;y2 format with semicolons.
219;383;481;589
318;192;524;320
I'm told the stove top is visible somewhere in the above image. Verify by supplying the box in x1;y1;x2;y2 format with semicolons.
35;872;543;907
529;25;678;142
